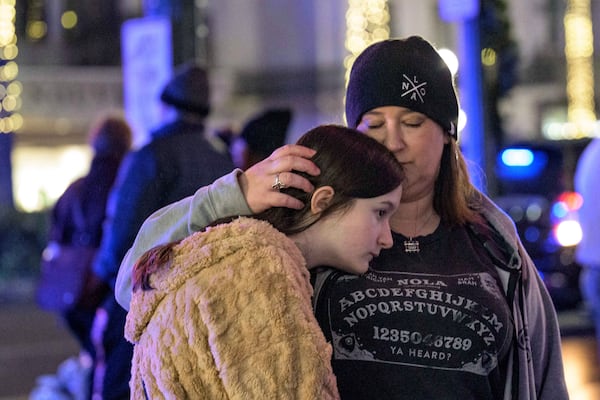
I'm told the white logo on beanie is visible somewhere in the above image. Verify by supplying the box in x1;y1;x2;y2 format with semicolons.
401;74;427;103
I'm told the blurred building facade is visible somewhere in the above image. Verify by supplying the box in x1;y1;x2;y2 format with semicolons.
6;0;600;211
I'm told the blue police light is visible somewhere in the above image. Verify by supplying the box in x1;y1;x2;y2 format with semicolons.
496;147;548;180
501;148;534;166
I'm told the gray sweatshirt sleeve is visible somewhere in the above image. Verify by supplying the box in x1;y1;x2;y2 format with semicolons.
115;169;253;310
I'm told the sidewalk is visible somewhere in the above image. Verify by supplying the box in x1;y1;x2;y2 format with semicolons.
0;299;79;400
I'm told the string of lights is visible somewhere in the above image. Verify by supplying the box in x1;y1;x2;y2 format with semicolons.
545;0;597;139
344;0;390;87
564;0;596;137
0;0;22;135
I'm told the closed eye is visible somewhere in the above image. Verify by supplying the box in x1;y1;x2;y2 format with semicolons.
366;121;385;129
403;119;425;128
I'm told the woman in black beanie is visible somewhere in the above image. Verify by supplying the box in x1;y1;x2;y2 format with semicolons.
315;35;568;400
114;36;567;400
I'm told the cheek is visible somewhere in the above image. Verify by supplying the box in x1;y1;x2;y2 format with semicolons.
345;223;378;249
424;144;444;169
336;229;361;251
335;211;379;250
334;223;366;254
413;136;444;173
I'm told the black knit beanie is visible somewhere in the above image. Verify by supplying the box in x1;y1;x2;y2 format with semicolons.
241;108;292;157
160;62;211;116
345;36;459;139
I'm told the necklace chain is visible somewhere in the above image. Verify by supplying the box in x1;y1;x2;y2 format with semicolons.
412;211;434;239
403;208;435;254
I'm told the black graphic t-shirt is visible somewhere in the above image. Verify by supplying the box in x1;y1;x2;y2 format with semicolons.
313;224;513;399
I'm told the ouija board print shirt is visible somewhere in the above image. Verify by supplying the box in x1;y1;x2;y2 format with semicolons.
313;223;514;400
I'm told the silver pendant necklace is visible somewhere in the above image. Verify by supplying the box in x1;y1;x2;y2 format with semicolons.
403;237;421;253
403;207;434;254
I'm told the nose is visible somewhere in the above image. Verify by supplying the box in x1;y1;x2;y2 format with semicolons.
378;223;394;249
383;124;405;153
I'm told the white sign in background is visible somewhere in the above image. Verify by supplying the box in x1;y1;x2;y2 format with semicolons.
121;17;173;148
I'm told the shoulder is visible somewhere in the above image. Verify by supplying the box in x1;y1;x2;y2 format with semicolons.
65;177;86;194
477;193;519;245
55;178;85;207
150;120;204;141
468;193;523;270
179;217;298;259
170;218;308;292
149;120;189;137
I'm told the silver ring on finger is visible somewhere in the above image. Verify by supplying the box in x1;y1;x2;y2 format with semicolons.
272;174;286;190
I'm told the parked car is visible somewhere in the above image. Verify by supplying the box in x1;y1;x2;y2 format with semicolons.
493;143;583;310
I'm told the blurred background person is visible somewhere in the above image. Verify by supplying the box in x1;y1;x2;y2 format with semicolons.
229;108;292;170
36;113;132;399
575;137;600;359
90;62;235;399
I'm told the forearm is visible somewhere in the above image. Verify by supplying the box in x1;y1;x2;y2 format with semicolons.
115;169;252;310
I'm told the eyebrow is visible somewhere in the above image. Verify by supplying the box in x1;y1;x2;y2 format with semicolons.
379;200;397;209
362;111;385;119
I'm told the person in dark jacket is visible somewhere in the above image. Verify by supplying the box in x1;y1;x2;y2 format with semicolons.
43;114;132;396
90;62;235;400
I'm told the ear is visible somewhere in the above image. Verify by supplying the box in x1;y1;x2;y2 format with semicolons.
443;132;451;144
310;186;335;214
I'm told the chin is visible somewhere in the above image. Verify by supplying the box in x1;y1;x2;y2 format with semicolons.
353;264;369;275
